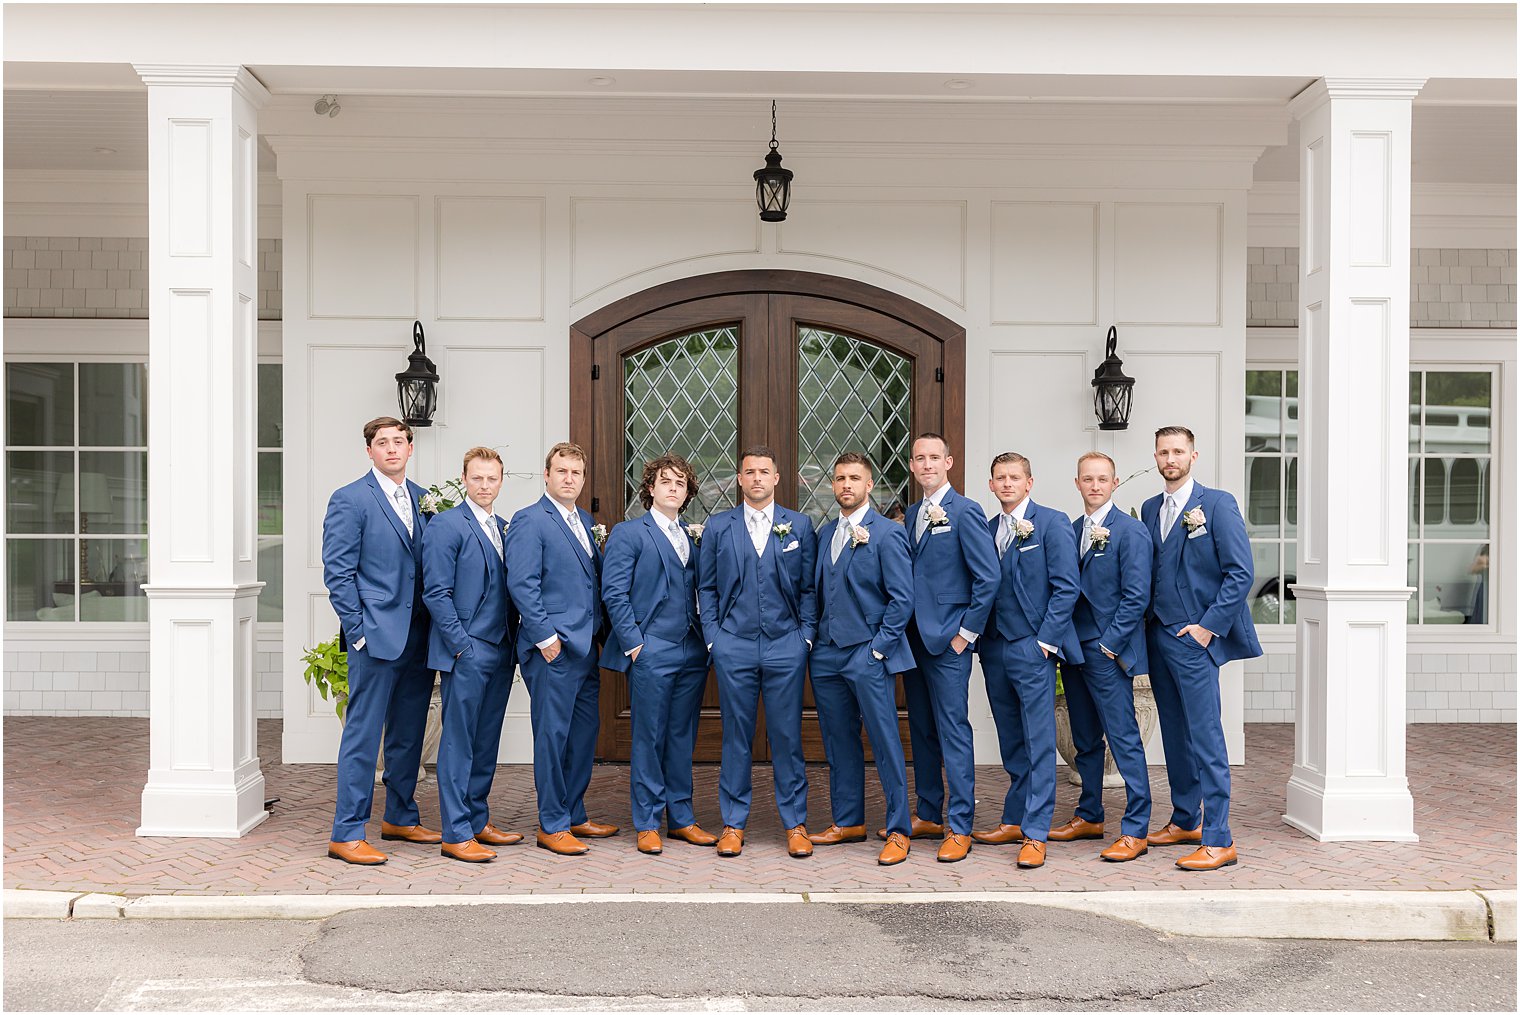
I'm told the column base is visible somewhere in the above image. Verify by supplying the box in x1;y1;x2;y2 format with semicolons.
1283;766;1418;842
138;763;268;838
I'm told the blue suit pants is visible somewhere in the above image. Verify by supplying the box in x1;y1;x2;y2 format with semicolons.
330;617;432;842
1065;640;1152;838
809;641;910;835
436;637;514;844
1148;620;1232;846
980;633;1058;843
628;634;708;832
904;625;976;835
711;629;809;829
521;643;601;833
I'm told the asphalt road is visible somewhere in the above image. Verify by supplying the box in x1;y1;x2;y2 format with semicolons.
5;902;1515;1012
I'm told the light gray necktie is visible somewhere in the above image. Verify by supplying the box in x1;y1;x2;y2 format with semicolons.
914;502;930;542
831;517;852;564
1160;496;1177;544
393;487;413;538
566;508;592;555
996;514;1013;559
1081;515;1093;557
749;510;768;556
486;517;503;560
670;519;689;565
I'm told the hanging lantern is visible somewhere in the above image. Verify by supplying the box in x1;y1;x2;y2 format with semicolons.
754;99;793;222
395;321;439;427
1091;325;1135;431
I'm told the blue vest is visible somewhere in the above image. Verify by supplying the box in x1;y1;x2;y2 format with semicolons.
990;565;1037;641
818;547;848;646
722;541;797;639
1073;593;1101;643
1151;534;1191;626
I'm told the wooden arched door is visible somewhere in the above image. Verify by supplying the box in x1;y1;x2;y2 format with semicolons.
570;271;965;761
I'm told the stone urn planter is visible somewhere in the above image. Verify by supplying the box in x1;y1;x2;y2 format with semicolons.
351;674;444;786
1054;674;1158;788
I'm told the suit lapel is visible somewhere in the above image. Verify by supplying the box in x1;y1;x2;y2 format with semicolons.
543;496;595;577
366;473;413;548
644;511;684;585
841;508;875;577
463;505;495;572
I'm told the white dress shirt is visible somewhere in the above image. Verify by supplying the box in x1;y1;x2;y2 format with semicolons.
354;467;414;652
1159;478;1195;542
997;495;1056;657
744;502;774;556
917;484;978;646
467;498;502;558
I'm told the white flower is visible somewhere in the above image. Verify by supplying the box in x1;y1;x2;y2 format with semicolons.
1013;517;1035;543
924;504;950;527
685;522;704;545
590;523;608;548
418;491;443;515
1089;524;1111;550
850;525;871;548
773;521;793;539
1182;507;1207;532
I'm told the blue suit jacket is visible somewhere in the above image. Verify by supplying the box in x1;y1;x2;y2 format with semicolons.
504;495;604;664
813;508;915;673
904;487;1000;656
1071;506;1152;675
421;502;518;673
697;503;818;647
321;471;429;662
598;511;703;672
1141;481;1263;667
982;500;1083;664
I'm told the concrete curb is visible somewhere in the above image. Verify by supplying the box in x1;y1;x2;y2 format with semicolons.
6;886;1512;941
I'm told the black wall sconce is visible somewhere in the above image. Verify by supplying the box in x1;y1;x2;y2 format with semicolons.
754;99;793;222
396;321;439;427
1091;325;1135;431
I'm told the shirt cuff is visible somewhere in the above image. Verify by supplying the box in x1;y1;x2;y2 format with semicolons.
352;636;365;652
957;627;978;644
1038;640;1058;657
535;634;558;650
872;650;885;661
1099;643;1115;657
625;644;642;657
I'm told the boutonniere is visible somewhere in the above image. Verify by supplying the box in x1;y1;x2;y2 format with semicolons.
685;522;703;545
1089;524;1111;550
924;503;950;528
773;521;793;540
1013;517;1035;544
417;478;465;517
1182;507;1207;533
590;523;608;548
850;525;871;548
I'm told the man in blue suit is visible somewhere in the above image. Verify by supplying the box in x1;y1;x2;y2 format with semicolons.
697;445;817;859
600;453;718;856
505;442;618;856
1047;451;1154;863
971;452;1082;870
900;433;1000;863
1142;426;1261;871
422;447;522;863
807;453;916;866
322;416;439;865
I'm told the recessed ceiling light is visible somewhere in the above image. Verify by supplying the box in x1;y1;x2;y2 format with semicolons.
93;147;118;155
944;79;974;90
588;76;616;87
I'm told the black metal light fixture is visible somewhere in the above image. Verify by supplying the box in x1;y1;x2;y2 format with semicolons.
396;321;439;427
1091;325;1135;431
754;99;793;222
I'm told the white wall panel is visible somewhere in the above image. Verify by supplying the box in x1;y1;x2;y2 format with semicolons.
571;198;757;302
780;201;966;307
435;197;545;320
987;350;1093;506
990;202;1098;325
436;346;546;513
1114;202;1222;326
1111;351;1222;490
308;194;418;318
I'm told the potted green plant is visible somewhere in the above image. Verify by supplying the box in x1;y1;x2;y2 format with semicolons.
301;636;350;718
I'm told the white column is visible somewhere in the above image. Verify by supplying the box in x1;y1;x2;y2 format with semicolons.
1284;78;1424;842
135;65;270;837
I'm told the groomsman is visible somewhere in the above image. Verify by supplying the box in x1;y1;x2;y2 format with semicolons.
1142;426;1260;871
323;416;439;864
599;453;718;856
1051;451;1154;863
973;452;1081;870
506;442;618;856
901;433;1000;863
697;445;817;859
422;447;522;863
808;453;916;866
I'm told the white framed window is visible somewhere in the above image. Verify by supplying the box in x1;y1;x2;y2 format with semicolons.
257;361;283;623
1244;367;1298;625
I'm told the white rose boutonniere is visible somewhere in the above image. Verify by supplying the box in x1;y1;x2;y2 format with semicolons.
1013;517;1035;544
1182;507;1207;533
590;523;608;548
773;521;793;540
924;504;950;528
418;477;466;517
850;525;871;548
1089;524;1111;550
685;522;704;545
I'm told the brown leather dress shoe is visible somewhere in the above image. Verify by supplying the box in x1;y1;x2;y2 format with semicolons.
787;825;813;858
1047;816;1105;841
1176;844;1238;871
570;820;620;838
971;823;1025;845
878;817;945;841
808;824;867;845
716;826;744;857
1017;839;1047;869
878;832;911;866
328;839;387;865
441;839;497;863
636;830;663;855
667;824;718;847
1147;822;1204;846
1100;835;1149;863
536;829;590;856
380;821;443;844
936;833;971;863
476;823;524;847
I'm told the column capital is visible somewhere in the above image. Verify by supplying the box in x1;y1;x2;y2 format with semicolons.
132;64;271;108
1287;77;1427;120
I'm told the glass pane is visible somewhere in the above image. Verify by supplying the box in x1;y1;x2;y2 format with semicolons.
1420;543;1488;626
1447;458;1486;531
5;363;73;447
7;451;75;533
7;538;75;621
1408;372;1422;452
78;362;147;447
1244;455;1281;538
1283;540;1297;625
1407;552;1420;623
1421;458;1445;529
1245;370;1281;397
258;535;283;623
1284;456;1298;536
1408;459;1421;539
1283;370;1298;452
796;326;913;526
259;452;283;535
258;363;283;448
79;538;148;620
1248;539;1282;624
623;325;740;524
77;452;148;535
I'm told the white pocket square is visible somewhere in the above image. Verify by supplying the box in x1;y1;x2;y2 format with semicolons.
931;526;952;535
1186;526;1208;540
1018;543;1040;552
783;541;800;553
